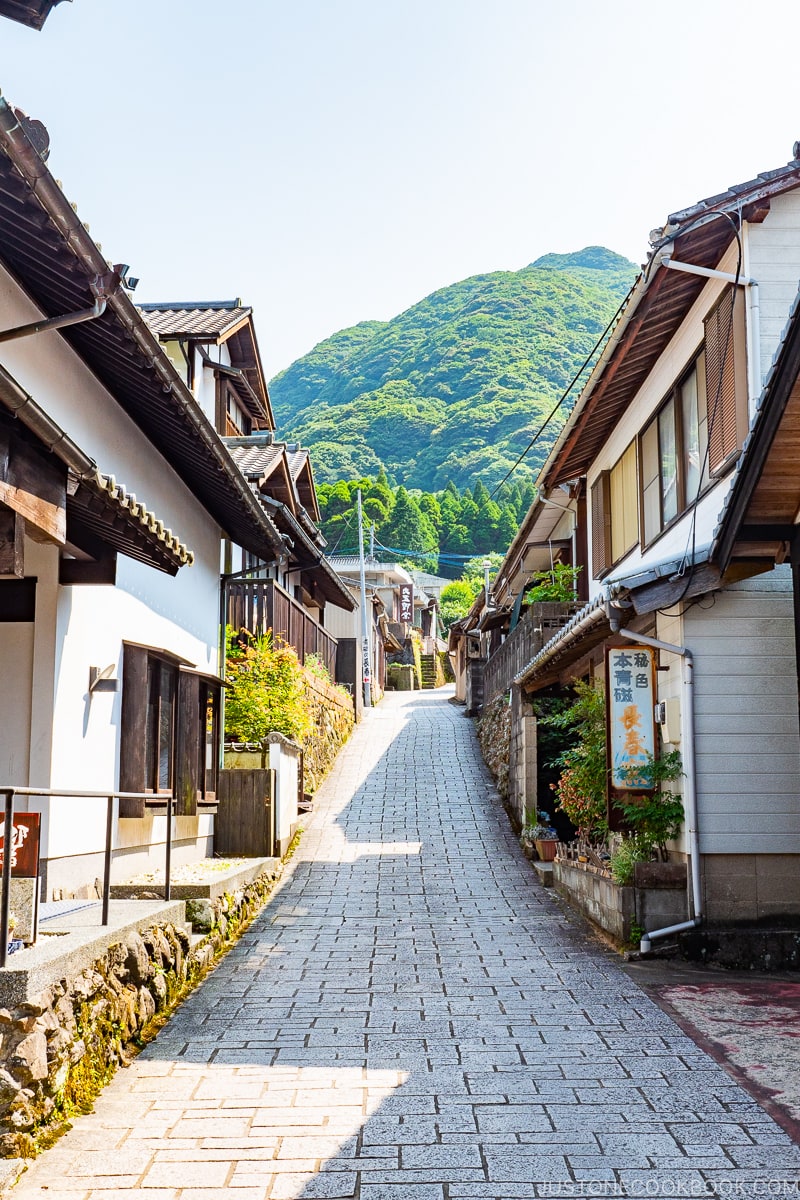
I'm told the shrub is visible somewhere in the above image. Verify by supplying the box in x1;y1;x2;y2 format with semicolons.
610;837;648;885
524;563;580;603
615;750;684;861
225;627;311;744
544;679;609;842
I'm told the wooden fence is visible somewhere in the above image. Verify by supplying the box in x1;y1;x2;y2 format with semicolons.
215;768;275;858
227;578;338;678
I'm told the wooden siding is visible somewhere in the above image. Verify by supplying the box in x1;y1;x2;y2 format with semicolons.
685;572;800;854
748;191;800;385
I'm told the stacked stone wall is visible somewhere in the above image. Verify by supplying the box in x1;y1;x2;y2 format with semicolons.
0;865;283;1158
476;693;511;802
300;670;355;793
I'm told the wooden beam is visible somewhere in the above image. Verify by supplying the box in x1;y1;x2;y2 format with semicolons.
739;523;795;542
0;506;23;577
59;554;117;586
0;424;66;544
629;562;722;615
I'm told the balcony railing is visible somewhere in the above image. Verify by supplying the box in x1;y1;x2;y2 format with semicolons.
482;602;581;706
226;577;338;679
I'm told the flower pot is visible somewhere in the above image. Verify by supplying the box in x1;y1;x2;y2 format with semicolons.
535;839;558;862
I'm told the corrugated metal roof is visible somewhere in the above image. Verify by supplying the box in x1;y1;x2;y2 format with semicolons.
0;100;284;565
139;302;251;340
543;152;800;489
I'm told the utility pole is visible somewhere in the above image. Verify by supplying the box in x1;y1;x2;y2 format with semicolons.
357;490;372;708
369;522;375;560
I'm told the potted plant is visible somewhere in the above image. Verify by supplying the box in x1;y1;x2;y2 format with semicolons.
520;812;559;862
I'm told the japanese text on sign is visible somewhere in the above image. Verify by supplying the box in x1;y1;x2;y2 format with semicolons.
398;584;413;624
607;646;656;790
0;813;40;878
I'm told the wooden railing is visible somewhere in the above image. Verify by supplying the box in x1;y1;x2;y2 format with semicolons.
226;578;338;679
482;602;581;706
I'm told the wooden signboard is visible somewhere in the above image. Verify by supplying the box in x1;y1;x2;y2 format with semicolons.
0;813;41;878
606;646;656;790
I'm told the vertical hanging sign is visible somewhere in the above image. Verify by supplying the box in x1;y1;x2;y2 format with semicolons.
398;585;413;624
606;646;656;789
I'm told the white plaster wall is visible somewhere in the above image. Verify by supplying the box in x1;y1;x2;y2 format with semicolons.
193;341;232;425
0;265;226;874
0;623;33;786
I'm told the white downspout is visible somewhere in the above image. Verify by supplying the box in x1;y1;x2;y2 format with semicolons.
607;621;701;952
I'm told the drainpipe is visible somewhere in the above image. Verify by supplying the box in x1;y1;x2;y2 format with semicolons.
606;616;701;953
660;249;761;407
0;268;122;344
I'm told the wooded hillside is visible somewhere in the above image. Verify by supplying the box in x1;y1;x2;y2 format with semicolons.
270;247;636;491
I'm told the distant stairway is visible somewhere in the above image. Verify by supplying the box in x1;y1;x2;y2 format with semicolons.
420;653;438;689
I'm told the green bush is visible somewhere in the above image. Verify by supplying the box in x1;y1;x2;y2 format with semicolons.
544;679;609;842
616;750;684;861
225;627;311;744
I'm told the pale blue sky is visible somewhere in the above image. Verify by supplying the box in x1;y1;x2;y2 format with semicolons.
3;1;800;379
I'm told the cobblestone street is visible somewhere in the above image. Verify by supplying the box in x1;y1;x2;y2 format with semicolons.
12;689;800;1199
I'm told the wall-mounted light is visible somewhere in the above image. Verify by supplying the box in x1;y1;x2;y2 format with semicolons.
89;664;118;694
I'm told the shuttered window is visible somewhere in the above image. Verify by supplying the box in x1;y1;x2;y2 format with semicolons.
119;643;220;818
610;442;638;564
591;471;611;578
705;287;748;473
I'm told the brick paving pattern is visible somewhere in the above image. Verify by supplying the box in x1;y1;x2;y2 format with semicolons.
12;690;800;1199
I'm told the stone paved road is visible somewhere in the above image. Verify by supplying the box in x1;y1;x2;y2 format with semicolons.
12;690;800;1199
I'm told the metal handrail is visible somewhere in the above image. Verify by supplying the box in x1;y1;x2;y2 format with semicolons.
0;786;175;968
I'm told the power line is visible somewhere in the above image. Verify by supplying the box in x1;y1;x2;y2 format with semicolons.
488;293;630;499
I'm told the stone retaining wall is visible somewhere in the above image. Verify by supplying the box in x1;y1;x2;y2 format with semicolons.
476;693;511;802
0;864;283;1158
300;670;355;793
554;859;687;946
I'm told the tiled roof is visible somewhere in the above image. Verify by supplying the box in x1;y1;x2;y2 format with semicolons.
226;443;286;480
138;301;251;340
74;470;194;571
284;447;309;481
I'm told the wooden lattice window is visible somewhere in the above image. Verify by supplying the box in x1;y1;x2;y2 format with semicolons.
705;286;748;474
590;471;611;579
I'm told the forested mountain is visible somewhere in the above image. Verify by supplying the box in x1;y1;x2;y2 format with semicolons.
318;473;538;576
270;247;636;491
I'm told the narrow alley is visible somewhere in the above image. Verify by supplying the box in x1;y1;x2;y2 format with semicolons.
12;691;800;1200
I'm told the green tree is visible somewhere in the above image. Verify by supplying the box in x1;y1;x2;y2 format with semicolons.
380;487;438;571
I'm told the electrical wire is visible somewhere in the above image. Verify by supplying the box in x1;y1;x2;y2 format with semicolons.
487;291;631;500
